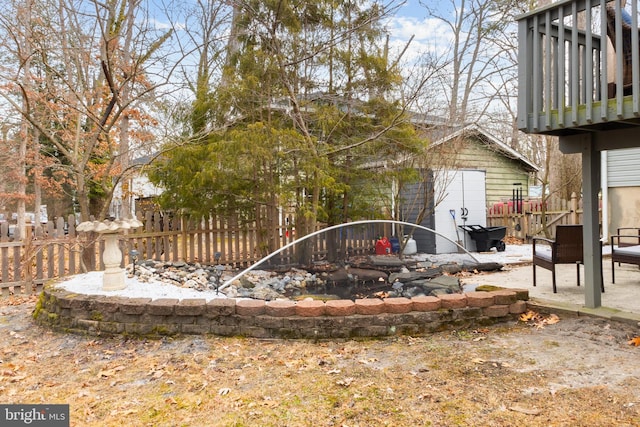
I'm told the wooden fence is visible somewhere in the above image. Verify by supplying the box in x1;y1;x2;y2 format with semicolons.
0;215;84;296
0;212;384;296
121;212;384;267
1;194;597;296
486;192;599;240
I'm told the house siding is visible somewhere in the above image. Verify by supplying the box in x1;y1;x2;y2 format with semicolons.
607;147;640;233
608;187;640;233
607;147;640;187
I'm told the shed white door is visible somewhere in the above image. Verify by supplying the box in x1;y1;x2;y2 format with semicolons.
434;170;486;253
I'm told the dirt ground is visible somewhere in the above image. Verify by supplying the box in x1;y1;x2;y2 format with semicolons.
1;295;640;427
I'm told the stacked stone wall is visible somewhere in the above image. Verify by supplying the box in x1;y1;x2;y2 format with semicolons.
34;286;530;339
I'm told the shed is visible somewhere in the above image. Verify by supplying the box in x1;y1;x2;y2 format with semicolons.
400;125;538;254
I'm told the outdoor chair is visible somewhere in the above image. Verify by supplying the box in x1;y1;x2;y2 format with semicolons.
610;227;640;284
532;225;604;294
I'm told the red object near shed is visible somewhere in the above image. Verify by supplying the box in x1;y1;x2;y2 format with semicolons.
375;237;392;255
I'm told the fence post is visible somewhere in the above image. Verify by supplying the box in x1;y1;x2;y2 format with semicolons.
181;214;188;262
67;214;77;275
145;211;153;260
502;202;508;232
570;192;578;225
523;200;530;239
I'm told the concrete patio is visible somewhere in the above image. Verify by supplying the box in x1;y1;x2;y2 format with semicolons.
460;253;640;325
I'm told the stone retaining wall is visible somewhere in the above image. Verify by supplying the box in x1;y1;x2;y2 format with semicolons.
33;286;530;339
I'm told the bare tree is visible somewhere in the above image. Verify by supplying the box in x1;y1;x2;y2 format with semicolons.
419;0;523;124
0;0;176;223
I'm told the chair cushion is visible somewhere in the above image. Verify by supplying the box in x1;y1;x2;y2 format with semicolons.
614;245;640;256
533;249;552;261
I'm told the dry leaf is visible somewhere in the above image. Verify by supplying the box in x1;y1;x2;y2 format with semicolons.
98;370;114;378
519;310;537;322
628;336;640;346
520;310;561;328
10;374;27;382
509;405;541;415
98;365;125;378
546;314;560;325
336;377;355;387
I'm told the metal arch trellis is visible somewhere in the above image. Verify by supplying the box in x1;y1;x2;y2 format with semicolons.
219;219;480;291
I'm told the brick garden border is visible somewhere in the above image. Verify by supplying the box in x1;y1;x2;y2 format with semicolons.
33;285;530;339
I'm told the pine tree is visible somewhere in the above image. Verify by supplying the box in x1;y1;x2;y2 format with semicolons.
150;0;425;262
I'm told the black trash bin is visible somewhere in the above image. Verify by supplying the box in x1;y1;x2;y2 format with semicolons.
458;225;507;252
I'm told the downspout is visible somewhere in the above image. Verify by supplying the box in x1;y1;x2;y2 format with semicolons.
601;151;609;243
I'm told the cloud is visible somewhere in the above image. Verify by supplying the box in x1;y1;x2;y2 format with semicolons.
387;15;453;58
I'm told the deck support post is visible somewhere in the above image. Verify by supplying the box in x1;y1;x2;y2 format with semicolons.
562;134;603;308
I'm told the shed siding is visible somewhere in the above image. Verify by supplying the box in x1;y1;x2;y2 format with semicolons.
608;148;640;187
433;137;532;205
399;170;435;253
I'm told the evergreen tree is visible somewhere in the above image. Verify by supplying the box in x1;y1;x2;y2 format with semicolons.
150;0;425;261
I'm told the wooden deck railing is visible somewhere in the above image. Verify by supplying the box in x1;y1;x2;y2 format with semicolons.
518;0;640;135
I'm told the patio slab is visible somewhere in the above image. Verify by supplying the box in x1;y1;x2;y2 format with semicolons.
460;256;640;323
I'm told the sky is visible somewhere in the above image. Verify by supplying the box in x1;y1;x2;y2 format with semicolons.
388;0;454;59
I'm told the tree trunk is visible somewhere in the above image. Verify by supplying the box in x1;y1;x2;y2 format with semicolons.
118;0;136;219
